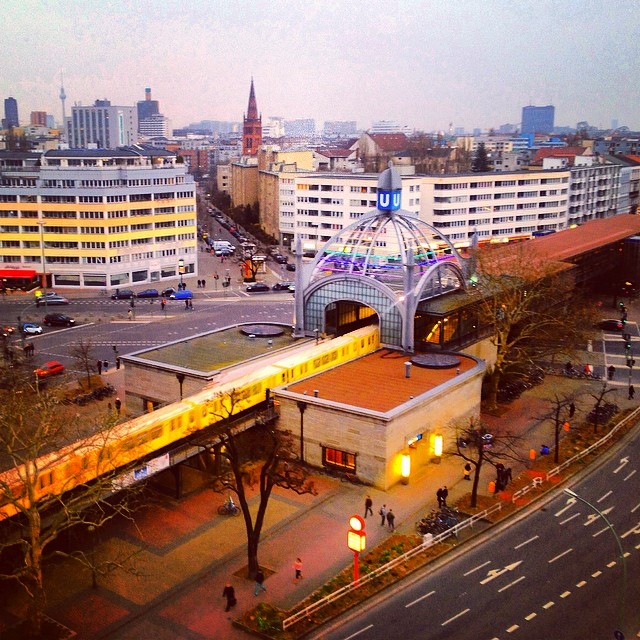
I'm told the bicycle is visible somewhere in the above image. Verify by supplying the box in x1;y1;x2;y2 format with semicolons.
217;495;240;516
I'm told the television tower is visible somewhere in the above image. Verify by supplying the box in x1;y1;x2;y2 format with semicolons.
59;73;67;139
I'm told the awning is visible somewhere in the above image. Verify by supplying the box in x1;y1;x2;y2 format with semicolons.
0;269;38;279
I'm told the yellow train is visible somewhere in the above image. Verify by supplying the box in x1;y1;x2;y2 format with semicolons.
0;325;380;521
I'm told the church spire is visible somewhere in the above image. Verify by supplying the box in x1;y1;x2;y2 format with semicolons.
242;78;262;156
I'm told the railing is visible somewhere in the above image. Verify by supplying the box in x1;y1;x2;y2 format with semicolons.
282;502;502;631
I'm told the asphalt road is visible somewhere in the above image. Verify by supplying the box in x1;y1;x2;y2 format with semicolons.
320;430;640;640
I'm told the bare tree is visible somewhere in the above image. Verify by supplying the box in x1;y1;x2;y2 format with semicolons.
0;378;140;637
536;392;581;464
588;382;619;434
472;242;596;409
447;418;524;508
69;338;97;389
204;389;316;578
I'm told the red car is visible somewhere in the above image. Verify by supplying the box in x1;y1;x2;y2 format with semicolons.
34;361;65;378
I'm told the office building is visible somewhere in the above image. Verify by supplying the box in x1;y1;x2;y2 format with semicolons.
30;111;47;126
521;105;555;135
3;97;19;129
137;87;159;122
66;100;138;149
0;146;197;289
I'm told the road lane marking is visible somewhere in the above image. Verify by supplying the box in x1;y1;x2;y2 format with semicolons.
543;601;555;609
614;457;629;473
525;612;537;621
506;624;520;633
593;525;610;537
498;576;525;592
514;535;539;549
597;490;612;503
585;507;613;525
342;625;374;639
549;548;573;564
405;590;435;608
576;581;587;587
480;561;522;584
441;608;469;626
624;469;636;481
607;561;617;568
631;502;640;513
592;570;602;578
560;591;571;598
559;513;581;524
464;560;491;576
621;521;640;538
555;497;576;517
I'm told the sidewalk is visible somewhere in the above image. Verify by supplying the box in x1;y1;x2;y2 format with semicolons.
0;366;637;639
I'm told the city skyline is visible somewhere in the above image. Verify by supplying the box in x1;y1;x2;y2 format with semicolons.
3;0;640;133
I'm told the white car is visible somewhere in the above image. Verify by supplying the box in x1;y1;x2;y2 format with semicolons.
22;322;43;335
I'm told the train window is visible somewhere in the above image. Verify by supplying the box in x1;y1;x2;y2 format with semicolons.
39;471;54;489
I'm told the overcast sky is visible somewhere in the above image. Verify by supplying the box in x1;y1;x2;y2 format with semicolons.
3;0;639;133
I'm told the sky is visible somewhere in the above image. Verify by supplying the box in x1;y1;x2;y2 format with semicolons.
3;0;640;133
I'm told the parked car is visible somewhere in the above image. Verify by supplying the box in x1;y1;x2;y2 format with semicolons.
286;263;296;272
22;322;43;335
111;288;135;300
34;361;65;378
246;282;270;293
272;281;295;291
2;325;15;335
273;254;288;264
136;288;159;298
161;287;176;297
596;319;623;331
43;313;75;327
169;289;193;300
40;294;69;305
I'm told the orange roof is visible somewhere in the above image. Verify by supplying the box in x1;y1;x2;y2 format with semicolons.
284;349;477;413
369;133;409;152
533;147;586;163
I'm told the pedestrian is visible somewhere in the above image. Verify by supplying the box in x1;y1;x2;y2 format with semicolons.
254;569;267;596
293;557;303;584
127;309;132;321
202;278;206;288
464;462;471;480
386;508;395;531
115;356;121;370
441;486;448;507
35;297;40;308
569;401;576;418
364;495;373;518
506;467;513;484
114;397;122;414
629;385;635;400
197;279;201;288
379;504;387;526
161;298;166;310
102;359;108;372
436;487;444;508
185;299;189;310
222;582;236;612
608;365;616;381
96;359;102;375
189;299;193;310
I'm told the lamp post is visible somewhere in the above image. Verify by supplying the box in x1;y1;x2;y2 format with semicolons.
178;258;185;289
347;515;366;585
563;488;627;634
37;221;47;305
296;400;307;462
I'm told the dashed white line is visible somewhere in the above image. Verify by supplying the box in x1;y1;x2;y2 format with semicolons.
498;576;525;592
596;490;612;503
441;608;470;626
507;624;520;633
464;560;491;576
631;502;640;513
576;580;587;587
342;624;374;640
559;513;581;525
624;469;636;481
525;612;537;621
543;601;555;609
560;591;571;598
593;525;610;537
592;570;602;578
607;561;617;568
405;590;435;608
514;535;539;549
549;548;573;564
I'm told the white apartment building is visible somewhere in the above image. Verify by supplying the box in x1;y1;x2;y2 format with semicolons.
0;146;197;289
421;170;571;247
277;172;423;251
138;114;172;138
568;158;621;225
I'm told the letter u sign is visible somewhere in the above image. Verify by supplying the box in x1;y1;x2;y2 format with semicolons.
377;189;401;211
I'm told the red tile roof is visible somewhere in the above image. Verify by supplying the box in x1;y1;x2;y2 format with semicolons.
532;147;586;163
369;133;409;152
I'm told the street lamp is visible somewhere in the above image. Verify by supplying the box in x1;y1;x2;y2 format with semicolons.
563;488;627;634
178;258;185;289
347;515;366;585
37;221;47;304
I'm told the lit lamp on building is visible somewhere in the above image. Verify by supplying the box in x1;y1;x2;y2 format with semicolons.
347;515;366;585
178;258;185;288
431;432;443;463
401;450;411;485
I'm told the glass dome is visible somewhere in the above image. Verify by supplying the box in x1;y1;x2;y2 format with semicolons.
309;210;464;296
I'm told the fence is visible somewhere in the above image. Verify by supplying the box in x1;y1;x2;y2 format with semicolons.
282;502;503;630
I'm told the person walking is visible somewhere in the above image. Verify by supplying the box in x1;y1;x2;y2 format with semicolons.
379;504;387;526
629;385;635;400
364;495;373;519
436;487;444;508
161;297;166;310
202;278;206;288
102;359;108;372
127;309;132;321
115;356;121;370
114;397;122;414
222;582;237;612
293;558;303;584
464;462;472;480
96;360;102;375
386;508;395;531
254;569;267;596
440;486;449;507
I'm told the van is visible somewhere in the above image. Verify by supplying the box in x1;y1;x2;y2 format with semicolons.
213;240;236;252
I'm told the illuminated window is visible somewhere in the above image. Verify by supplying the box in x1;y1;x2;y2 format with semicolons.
322;446;356;471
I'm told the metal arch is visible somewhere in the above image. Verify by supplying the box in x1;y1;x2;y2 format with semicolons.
412;261;467;302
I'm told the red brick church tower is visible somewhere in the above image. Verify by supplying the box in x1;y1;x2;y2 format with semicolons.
242;78;262;156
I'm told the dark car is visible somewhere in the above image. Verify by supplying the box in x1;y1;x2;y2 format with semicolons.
161;287;176;297
285;263;296;272
136;288;159;298
596;319;623;331
43;313;75;327
111;289;135;300
246;282;270;293
274;254;288;264
272;281;295;291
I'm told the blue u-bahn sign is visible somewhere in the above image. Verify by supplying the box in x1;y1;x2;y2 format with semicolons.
377;189;401;211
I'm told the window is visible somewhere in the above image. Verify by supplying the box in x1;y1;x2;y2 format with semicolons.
322;446;356;472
